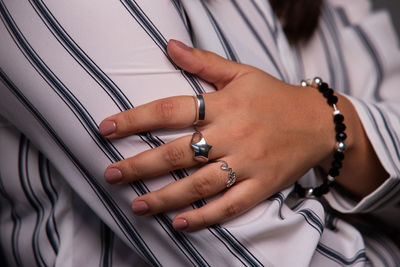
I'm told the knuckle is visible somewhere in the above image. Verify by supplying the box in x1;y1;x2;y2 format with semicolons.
126;160;140;179
165;146;186;167
124;110;137;129
192;177;214;199
155;100;176;122
197;212;209;228
223;202;242;218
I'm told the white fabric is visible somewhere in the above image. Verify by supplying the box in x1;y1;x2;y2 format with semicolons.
0;0;399;266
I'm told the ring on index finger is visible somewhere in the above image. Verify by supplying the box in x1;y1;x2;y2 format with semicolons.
192;95;205;125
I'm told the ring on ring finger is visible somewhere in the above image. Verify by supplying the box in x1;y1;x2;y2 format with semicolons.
211;160;237;188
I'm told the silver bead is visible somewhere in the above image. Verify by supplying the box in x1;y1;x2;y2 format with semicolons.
327;175;336;182
337;141;347;152
305;188;314;198
313;77;323;86
300;80;308;87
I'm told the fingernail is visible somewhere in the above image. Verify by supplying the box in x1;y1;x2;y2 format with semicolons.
132;200;149;215
104;167;123;184
173;218;188;231
99;120;116;136
170;39;192;52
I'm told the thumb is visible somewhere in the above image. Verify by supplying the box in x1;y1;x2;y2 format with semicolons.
167;39;246;89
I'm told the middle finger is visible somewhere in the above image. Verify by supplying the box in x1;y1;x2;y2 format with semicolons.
104;130;224;184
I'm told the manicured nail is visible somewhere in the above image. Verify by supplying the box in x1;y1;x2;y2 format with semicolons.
132;200;149;215
99;120;116;136
170;39;192;52
173;218;188;231
104;167;123;184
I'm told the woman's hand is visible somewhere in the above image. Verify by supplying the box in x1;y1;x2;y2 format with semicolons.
99;40;386;231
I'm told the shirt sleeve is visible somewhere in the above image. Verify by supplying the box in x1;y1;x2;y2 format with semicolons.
321;0;400;219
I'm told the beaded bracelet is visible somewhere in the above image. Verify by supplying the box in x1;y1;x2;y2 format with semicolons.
295;77;347;198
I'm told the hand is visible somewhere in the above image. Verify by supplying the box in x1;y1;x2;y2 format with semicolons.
99;39;371;231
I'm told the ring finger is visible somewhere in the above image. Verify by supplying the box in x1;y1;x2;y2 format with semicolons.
130;157;244;216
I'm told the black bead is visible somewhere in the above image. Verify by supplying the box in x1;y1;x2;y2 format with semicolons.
327;95;338;105
320;184;330;194
331;160;342;169
334;151;345;161
323;88;334;98
319;82;328;92
294;183;305;198
334;114;344;124
335;123;346;132
328;168;339;177
327;180;335;186
336;132;347;141
313;187;322;197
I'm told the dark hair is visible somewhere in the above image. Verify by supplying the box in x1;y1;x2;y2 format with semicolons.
270;0;323;44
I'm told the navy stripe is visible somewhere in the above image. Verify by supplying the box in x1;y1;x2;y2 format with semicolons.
18;136;47;267
200;1;239;62
230;0;284;81
372;238;400;266
0;69;160;266
0;171;23;267
38;153;60;254
366;242;390;266
170;0;192;38
100;222;114;267
214;227;264;267
249;0;278;44
360;102;400;175
336;7;383;100
27;3;208;265
372;105;400;165
119;1;264;265
322;6;350;94
0;4;160;264
28;0;132;111
317;29;336;88
317;243;367;265
297;209;323;235
7;1;259;265
120;0;205;95
268;192;285;219
4;1;122;165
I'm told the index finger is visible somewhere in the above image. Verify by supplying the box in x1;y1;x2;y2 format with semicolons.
99;95;211;138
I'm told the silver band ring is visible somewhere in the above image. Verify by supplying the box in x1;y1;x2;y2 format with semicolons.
191;131;212;162
193;95;205;125
214;160;237;188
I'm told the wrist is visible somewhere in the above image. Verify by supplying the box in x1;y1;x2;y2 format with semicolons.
296;78;350;197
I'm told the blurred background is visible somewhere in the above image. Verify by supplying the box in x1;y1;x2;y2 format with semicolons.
372;0;400;39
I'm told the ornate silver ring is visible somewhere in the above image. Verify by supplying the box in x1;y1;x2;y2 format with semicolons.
214;160;237;188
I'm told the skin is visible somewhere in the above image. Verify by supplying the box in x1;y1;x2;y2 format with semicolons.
99;39;388;231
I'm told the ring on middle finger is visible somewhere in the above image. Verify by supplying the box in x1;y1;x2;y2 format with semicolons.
191;131;212;162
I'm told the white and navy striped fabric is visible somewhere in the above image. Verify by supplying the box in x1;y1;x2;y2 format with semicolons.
0;0;399;266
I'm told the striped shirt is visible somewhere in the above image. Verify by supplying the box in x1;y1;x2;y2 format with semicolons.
0;0;399;266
